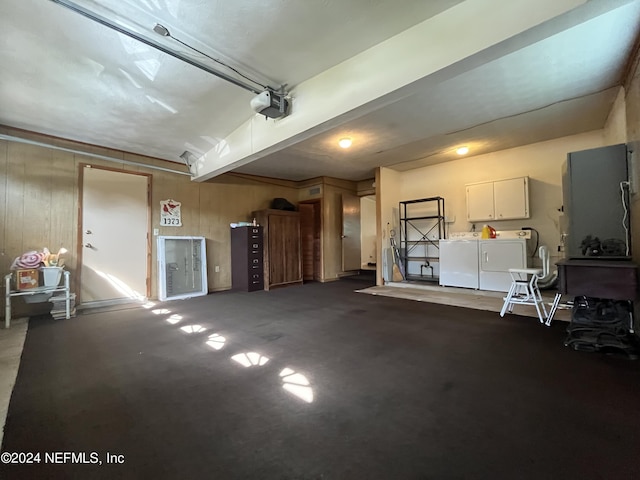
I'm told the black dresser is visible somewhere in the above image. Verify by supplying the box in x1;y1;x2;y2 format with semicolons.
231;226;264;291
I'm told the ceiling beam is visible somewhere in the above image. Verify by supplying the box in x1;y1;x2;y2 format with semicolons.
192;0;590;182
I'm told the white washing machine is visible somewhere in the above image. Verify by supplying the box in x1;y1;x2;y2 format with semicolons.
478;230;530;292
439;231;481;289
440;230;531;292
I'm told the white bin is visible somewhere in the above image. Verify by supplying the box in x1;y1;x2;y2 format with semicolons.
41;266;63;287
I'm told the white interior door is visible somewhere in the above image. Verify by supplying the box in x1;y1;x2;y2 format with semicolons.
342;193;361;271
360;196;376;268
81;166;149;305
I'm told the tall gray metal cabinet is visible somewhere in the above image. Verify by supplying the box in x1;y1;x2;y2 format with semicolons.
561;144;630;259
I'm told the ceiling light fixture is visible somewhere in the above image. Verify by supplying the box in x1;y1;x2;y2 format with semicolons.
338;138;352;149
456;146;469;155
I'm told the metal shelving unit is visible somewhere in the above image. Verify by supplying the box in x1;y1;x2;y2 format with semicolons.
399;197;445;282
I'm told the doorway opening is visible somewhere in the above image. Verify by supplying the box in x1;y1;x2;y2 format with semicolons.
360;195;376;272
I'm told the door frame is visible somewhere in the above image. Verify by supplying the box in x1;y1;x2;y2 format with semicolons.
299;199;323;281
77;163;152;304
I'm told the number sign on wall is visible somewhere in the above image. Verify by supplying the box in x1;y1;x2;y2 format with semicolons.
160;199;182;226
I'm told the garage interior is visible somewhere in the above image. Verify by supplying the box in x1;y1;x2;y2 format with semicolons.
2;1;640;478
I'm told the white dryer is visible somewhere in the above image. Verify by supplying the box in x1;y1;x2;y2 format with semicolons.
439;231;481;289
478;230;530;292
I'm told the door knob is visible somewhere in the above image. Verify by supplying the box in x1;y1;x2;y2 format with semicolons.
85;243;93;248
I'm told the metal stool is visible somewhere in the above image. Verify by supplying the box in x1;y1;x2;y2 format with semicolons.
500;268;548;325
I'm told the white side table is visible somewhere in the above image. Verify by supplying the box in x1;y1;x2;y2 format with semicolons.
4;271;71;328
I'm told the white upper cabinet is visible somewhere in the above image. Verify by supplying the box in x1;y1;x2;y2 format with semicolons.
466;177;529;222
466;181;495;221
494;177;529;220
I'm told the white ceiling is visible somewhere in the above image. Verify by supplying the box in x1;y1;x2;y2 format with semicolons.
1;0;639;181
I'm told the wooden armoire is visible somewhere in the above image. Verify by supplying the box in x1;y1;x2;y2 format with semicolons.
251;209;303;290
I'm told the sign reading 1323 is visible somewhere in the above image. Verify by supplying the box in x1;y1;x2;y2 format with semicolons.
160;199;182;227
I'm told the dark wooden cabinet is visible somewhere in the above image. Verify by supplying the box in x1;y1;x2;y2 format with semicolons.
556;259;638;301
231;226;264;292
252;209;303;290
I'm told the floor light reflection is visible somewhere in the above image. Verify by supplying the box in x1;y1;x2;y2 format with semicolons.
180;324;207;334
152;308;171;315
206;333;226;350
231;352;269;368
283;384;314;403
280;368;314;403
166;314;182;325
142;302;156;309
95;270;145;301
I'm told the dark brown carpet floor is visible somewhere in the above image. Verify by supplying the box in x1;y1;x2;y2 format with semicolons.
2;276;640;479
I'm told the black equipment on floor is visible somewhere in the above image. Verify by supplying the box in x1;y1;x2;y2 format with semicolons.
564;296;639;358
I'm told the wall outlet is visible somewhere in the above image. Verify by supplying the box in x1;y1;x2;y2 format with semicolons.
444;216;456;223
215;265;220;273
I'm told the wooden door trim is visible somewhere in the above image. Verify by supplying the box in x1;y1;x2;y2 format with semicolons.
77;163;152;304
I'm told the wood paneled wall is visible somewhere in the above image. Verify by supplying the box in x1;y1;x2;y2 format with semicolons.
0;128;374;319
0;130;299;314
